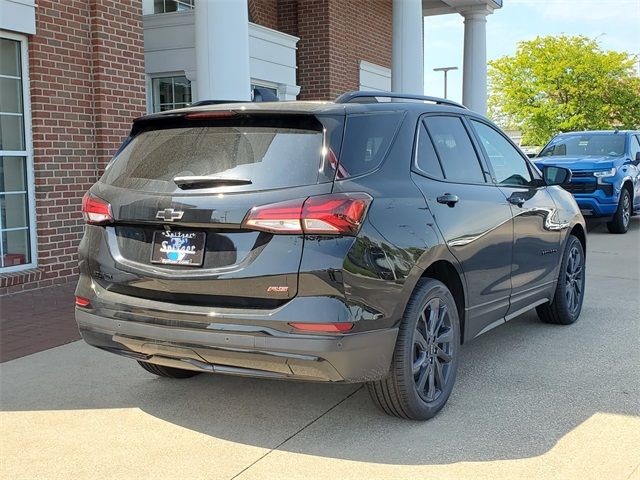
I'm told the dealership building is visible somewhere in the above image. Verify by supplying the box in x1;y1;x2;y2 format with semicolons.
0;0;501;294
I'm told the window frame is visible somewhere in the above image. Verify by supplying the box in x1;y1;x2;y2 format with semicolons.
0;31;37;273
153;0;194;14
466;116;542;188
412;113;492;186
148;73;192;113
627;134;640;160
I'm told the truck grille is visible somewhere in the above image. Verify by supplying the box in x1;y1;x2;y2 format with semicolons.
565;182;597;194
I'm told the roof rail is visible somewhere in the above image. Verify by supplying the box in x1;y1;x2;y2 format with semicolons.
334;91;467;109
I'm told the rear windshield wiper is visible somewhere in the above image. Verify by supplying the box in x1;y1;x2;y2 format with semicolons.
173;176;253;190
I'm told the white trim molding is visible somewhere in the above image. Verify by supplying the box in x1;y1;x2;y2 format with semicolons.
0;31;38;273
359;60;391;92
0;0;36;35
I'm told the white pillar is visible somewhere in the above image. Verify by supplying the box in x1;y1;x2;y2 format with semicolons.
461;7;490;114
194;0;251;102
391;0;424;94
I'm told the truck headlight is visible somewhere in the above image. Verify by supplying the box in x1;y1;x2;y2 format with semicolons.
593;168;616;178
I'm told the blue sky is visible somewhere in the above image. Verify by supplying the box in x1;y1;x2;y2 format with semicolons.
423;0;640;103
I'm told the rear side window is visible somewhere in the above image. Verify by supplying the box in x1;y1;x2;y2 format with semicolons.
102;119;333;194
416;122;444;179
337;112;404;178
423;116;486;183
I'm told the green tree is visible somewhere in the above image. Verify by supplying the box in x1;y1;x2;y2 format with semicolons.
488;35;640;146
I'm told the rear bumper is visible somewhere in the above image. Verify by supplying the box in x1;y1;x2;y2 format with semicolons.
76;308;397;383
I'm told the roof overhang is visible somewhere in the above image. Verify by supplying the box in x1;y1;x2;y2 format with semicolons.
423;0;502;16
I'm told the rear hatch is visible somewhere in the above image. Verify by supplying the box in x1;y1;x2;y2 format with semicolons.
87;110;344;308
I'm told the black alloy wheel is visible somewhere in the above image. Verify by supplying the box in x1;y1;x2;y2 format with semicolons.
367;279;460;420
537;234;586;325
412;297;455;403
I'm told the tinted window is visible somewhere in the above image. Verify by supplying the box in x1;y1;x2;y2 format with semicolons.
471;120;533;186
102;124;328;193
338;112;403;177
539;133;626;157
630;135;640;159
416;122;444;179
423;116;485;183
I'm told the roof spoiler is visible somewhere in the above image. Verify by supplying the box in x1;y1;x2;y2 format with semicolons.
334;90;467;109
191;86;280;107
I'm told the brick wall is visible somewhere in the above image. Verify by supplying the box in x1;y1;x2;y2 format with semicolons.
278;0;392;100
248;0;279;30
0;0;146;294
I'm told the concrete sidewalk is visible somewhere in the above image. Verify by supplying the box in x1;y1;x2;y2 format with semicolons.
1;219;639;480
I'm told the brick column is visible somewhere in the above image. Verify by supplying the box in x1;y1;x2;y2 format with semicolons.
3;0;146;293
90;0;146;170
278;0;392;101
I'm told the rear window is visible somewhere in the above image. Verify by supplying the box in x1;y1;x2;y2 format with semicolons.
337;112;404;178
102;120;335;193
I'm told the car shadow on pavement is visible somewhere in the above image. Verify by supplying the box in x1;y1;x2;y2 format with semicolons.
1;219;638;466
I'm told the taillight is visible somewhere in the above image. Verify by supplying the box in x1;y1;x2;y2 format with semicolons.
242;193;371;235
75;296;91;307
82;192;113;225
289;322;354;332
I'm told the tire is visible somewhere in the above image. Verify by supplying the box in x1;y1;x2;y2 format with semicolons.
137;361;201;379
607;188;632;234
536;234;585;325
367;279;460;420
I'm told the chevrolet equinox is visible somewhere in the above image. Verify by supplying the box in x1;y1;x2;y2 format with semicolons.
76;91;587;420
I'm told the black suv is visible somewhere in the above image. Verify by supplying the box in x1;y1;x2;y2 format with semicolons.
76;91;586;420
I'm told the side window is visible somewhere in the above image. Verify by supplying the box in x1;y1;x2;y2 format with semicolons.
423;116;486;183
630;135;640;160
416;122;444;179
338;112;404;178
471;120;534;187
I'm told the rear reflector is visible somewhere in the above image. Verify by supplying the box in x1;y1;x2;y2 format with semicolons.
75;296;91;307
289;322;354;333
82;192;113;225
242;193;371;235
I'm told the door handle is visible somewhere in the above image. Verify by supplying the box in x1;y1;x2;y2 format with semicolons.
508;196;526;207
437;193;459;208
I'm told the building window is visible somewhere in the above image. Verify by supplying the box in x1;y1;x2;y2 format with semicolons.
151;76;192;112
250;83;279;100
154;0;194;14
0;34;35;271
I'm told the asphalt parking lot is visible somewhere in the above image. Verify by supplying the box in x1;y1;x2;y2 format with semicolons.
1;218;638;480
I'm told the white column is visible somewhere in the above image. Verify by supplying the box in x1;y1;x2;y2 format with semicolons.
391;0;424;94
461;7;490;114
194;0;251;102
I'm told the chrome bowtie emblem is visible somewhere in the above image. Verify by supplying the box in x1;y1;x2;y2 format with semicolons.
156;208;184;222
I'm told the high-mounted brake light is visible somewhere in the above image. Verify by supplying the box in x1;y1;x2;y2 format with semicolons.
242;193;372;235
82;192;113;225
289;322;354;333
184;111;236;120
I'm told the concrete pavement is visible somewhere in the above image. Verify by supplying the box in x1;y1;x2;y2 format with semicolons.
1;218;639;480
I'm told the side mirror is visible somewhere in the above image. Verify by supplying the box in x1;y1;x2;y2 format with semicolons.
634;152;640;166
543;166;572;186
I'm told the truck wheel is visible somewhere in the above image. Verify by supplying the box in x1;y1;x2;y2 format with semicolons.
137;361;201;378
607;188;631;234
367;279;460;420
537;234;585;325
